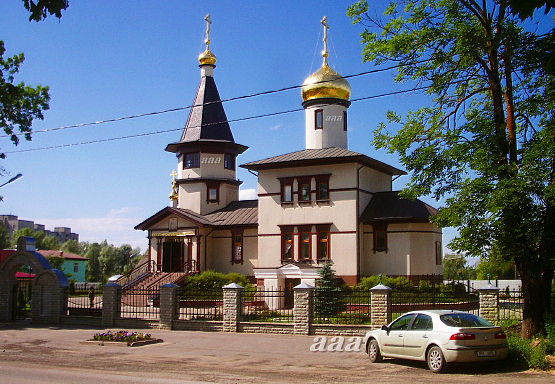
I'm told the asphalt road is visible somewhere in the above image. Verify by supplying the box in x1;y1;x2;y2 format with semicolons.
0;322;553;384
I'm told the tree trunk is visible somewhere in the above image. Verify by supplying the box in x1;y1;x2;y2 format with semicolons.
520;273;551;338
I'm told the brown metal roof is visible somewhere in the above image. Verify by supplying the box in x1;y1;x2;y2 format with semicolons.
360;191;438;223
240;147;406;175
135;201;258;231
205;200;258;227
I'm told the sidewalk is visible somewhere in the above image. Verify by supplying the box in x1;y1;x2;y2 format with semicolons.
0;321;553;384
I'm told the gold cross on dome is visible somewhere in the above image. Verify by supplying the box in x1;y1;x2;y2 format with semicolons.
204;14;212;49
321;16;329;66
170;170;178;180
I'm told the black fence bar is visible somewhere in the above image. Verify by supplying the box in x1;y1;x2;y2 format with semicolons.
67;287;103;316
242;287;293;322
498;288;523;320
178;287;223;321
391;281;479;318
120;287;160;320
313;288;372;325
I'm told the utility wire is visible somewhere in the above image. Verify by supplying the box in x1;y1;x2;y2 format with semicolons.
5;86;430;154
2;61;423;139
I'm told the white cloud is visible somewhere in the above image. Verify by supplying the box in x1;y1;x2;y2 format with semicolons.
239;189;258;200
35;208;148;251
269;124;283;131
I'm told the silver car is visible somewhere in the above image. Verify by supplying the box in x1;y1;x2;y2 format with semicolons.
364;310;508;373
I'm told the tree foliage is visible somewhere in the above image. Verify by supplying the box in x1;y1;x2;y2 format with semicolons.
11;228;59;250
314;262;346;317
443;255;477;280
22;0;69;22
348;0;554;337
0;41;50;159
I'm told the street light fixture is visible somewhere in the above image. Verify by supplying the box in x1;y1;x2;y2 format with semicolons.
0;173;23;188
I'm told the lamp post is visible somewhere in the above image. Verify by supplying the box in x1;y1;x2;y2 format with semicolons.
0;173;22;188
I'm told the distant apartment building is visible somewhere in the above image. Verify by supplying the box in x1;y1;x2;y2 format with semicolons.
0;215;79;244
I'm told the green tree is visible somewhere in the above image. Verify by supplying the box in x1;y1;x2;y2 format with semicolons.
45;255;63;270
314;262;346;318
0;222;10;249
0;41;50;159
84;242;102;282
443;254;477;280
22;0;69;22
348;0;554;337
11;228;59;250
475;247;516;279
60;239;83;255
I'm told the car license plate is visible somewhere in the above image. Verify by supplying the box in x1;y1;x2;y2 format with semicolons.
477;350;496;357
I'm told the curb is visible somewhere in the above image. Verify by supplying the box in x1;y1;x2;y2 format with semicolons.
80;338;163;347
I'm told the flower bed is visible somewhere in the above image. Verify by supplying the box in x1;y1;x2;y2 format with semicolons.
91;330;156;346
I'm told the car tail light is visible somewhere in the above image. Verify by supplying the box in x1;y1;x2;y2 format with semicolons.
449;333;476;340
494;332;506;339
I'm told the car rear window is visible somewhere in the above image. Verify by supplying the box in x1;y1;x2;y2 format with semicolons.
440;313;493;327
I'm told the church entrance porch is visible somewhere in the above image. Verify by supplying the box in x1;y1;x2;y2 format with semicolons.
154;234;197;273
284;278;301;308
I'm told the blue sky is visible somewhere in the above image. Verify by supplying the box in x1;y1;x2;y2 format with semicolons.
0;1;551;253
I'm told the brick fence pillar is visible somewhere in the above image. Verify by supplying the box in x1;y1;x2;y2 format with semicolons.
102;282;121;327
478;284;500;324
293;283;314;335
371;284;392;329
160;283;179;329
223;283;243;332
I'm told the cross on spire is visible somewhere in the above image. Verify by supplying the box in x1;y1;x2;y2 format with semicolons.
204;14;212;50
321;16;329;67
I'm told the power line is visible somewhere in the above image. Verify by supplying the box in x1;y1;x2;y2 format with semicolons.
2;62;418;139
5;86;428;154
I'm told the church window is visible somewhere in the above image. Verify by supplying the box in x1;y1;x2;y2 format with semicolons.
435;241;442;265
224;153;235;170
231;230;243;264
281;229;294;262
343;111;348;131
373;223;388;252
280;178;294;204
206;181;220;203
315;175;330;201
184;152;200;168
298;177;311;202
315;109;323;130
299;231;311;261
317;231;329;260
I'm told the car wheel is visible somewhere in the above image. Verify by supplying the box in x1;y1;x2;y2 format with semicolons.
426;345;446;373
367;339;382;363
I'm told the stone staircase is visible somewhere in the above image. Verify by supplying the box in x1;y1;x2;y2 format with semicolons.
121;272;190;307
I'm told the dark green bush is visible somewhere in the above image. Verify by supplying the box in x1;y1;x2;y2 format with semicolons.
181;270;251;290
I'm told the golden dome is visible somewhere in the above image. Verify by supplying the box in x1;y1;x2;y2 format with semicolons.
198;49;216;65
301;64;351;102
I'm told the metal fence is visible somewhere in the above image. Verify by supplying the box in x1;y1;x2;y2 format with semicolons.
67;287;103;316
242;287;294;322
120;287;160;320
178;287;223;321
391;281;479;318
498;288;523;320
313;288;372;324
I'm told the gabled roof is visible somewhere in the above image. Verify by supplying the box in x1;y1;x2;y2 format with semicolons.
360;191;438;223
240;147;406;175
36;250;88;261
135;200;259;231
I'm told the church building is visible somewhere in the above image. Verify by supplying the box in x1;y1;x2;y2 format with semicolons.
135;16;443;291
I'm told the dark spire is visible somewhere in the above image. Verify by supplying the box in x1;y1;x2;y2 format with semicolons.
180;75;235;143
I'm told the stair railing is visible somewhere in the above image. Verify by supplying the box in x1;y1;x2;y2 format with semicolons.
116;259;156;289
